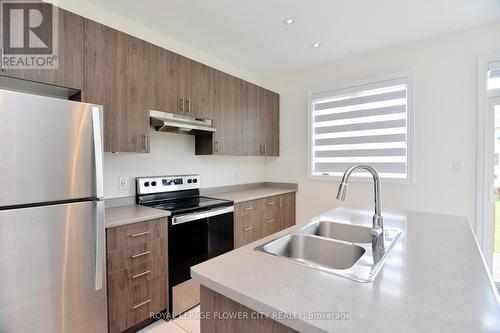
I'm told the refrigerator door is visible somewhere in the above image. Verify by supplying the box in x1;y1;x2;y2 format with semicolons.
0;89;104;207
0;200;107;333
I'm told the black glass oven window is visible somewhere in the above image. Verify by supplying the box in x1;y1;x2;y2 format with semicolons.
170;212;234;286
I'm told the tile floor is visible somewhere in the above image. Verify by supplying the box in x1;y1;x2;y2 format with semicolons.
138;306;200;333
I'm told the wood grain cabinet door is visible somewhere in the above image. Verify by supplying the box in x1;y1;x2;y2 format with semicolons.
176;55;192;114
125;35;154;152
212;71;243;155
280;193;296;230
1;7;84;89
268;91;280;156
84;20;127;153
154;47;179;114
190;61;214;119
84;20;153;153
242;82;261;156
258;88;280;156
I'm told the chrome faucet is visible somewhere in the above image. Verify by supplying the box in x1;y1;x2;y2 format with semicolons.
336;164;385;252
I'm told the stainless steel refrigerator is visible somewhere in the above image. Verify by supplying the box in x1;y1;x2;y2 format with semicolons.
0;89;107;332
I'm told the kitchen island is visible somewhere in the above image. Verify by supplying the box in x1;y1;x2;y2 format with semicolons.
191;207;500;333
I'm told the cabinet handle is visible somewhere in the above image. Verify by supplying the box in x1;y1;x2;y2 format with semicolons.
132;270;151;279
142;133;148;151
266;201;274;206
243;226;254;232
215;141;219;153
242;207;253;211
132;299;151;310
266;219;274;224
187;99;191;112
130;230;150;238
279;197;283;208
180;98;185;112
264;144;267;155
131;250;150;259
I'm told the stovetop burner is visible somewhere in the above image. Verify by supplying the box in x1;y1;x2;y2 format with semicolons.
143;195;232;215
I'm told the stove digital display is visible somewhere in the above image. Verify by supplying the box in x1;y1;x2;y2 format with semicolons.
162;178;184;186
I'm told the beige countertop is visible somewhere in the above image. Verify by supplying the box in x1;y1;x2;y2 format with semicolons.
105;204;170;228
104;184;296;228
209;187;297;203
191;207;500;333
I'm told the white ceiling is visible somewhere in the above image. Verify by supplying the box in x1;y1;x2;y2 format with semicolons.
89;0;500;76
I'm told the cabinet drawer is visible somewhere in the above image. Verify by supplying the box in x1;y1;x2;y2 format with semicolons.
107;218;167;252
127;277;166;325
235;201;257;217
258;196;281;237
234;211;259;248
108;256;167;288
107;237;166;273
108;276;167;333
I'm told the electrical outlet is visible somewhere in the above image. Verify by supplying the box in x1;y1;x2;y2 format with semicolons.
452;160;463;173
119;177;129;190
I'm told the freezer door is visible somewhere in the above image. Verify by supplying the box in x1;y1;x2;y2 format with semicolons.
0;200;107;333
0;89;104;207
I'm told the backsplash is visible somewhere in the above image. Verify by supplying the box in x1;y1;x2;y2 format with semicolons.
103;130;267;198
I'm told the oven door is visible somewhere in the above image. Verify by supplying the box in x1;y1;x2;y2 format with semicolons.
169;206;234;316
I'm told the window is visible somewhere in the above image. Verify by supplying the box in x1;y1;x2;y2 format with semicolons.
488;62;500;90
309;73;413;183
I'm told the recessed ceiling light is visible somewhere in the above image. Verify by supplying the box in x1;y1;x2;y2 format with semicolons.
311;42;321;48
283;17;295;25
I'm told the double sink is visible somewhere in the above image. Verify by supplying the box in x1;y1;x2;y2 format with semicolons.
255;220;401;282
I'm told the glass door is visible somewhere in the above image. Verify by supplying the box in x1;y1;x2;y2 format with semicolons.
492;96;500;284
479;57;500;291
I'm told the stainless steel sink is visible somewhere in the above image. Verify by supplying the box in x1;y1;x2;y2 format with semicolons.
255;220;401;282
260;234;365;270
301;220;373;243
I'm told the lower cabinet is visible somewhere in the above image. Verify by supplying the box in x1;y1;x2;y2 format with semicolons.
106;218;168;333
234;192;296;248
200;285;297;333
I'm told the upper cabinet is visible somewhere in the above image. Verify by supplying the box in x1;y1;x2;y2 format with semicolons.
83;20;153;153
196;75;279;156
213;71;243;155
0;8;84;90
260;88;280;156
153;49;214;119
0;5;279;155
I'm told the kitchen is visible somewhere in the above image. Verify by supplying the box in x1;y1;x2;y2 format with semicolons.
0;1;499;333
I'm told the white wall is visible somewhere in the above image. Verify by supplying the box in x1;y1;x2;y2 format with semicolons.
53;0;266;87
104;131;267;198
265;22;500;230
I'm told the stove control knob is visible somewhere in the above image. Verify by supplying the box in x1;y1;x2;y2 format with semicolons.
144;182;150;187
187;179;192;183
193;179;198;183
151;181;157;186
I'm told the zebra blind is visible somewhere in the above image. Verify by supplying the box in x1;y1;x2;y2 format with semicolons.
310;76;411;180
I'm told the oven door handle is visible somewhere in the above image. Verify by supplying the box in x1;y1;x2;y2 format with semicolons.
171;206;234;225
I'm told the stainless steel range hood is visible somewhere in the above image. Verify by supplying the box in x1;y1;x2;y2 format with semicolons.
150;110;216;134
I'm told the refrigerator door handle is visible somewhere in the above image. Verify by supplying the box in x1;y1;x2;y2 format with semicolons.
95;200;105;291
92;106;104;199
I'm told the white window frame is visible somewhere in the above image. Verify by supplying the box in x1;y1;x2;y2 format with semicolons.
476;54;500;282
307;71;415;184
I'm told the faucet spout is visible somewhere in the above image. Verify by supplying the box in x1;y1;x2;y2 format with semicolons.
336;164;385;252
